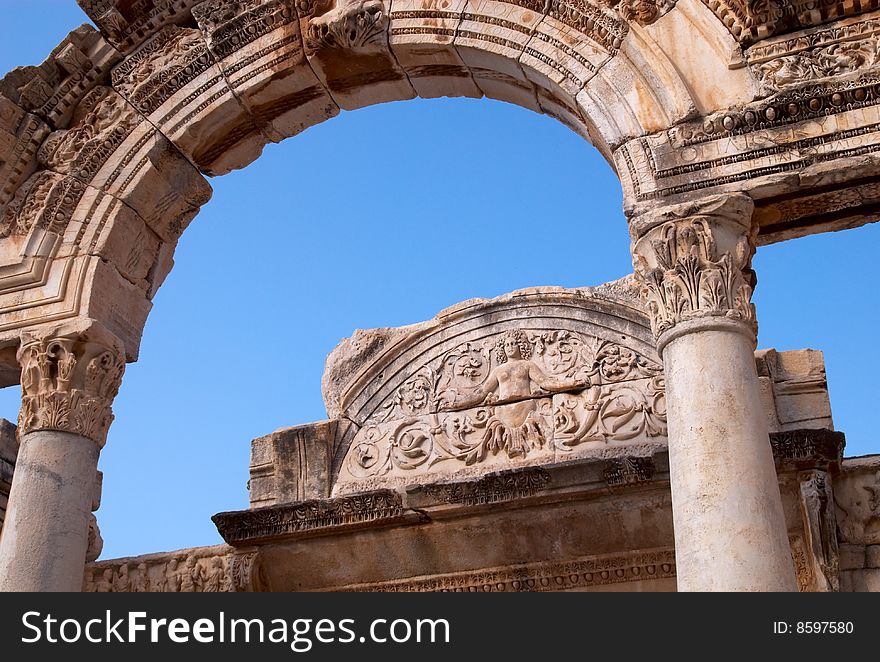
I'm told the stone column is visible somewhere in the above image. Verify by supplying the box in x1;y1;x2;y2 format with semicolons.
631;194;796;592
0;323;124;592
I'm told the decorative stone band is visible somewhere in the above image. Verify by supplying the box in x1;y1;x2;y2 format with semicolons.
336;548;678;592
630;194;758;353
83;547;268;592
213;490;419;545
770;428;845;472
417;468;553;507
17;322;125;447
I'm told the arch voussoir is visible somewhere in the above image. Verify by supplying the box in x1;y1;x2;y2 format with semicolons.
191;0;341;143
387;0;484;100
298;0;418;110
109;23;273;176
36;85;211;240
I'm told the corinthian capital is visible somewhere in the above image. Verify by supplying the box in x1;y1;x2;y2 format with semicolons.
630;194;758;352
17;322;125;447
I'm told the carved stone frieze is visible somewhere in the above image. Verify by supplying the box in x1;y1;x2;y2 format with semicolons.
420;468;552;506
834;456;880;548
603;456;655;486
83;548;268;592
192;0;300;59
338;328;667;486
608;0;676;26
17;324;125;446
37;86;142;183
754;36;880;93
770;428;845;469
111;26;215;117
213;490;407;543
700;0;880;46
0;171;79;239
630;194;758;345
616;68;880;211
337;548;677;592
76;1;203;51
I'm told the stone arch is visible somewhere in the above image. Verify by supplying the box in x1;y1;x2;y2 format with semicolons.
0;0;757;369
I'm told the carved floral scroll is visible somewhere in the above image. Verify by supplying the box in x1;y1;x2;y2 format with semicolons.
338;328;667;487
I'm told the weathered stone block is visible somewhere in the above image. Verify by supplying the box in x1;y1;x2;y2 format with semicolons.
866;544;880;569
298;0;416;110
111;26;271;175
249;420;336;506
192;0;340;142
388;0;483;100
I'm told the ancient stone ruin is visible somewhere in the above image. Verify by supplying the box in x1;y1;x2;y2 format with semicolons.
0;0;878;591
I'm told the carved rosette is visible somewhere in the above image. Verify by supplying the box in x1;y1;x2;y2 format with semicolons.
630;194;758;349
17;325;125;447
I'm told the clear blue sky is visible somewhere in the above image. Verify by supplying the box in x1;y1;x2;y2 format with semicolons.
1;1;877;560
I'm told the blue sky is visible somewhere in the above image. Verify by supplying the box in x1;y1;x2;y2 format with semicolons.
1;1;877;560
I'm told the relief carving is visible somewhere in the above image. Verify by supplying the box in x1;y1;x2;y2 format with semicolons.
212;490;405;543
341;329;666;483
303;0;388;52
339;548;677;592
420;468;552;506
755;37;880;93
798;470;840;591
192;0;299;58
631;194;758;343
37;87;139;180
609;0;676;26
111;26;215;116
17;325;125;446
835;462;880;547
84;550;268;592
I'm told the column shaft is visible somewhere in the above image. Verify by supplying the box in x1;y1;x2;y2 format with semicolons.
663;324;795;591
0;431;99;591
0;322;124;592
631;194;797;591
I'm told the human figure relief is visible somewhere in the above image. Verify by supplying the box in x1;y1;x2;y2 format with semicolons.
95;568;113;593
202;557;225;592
165;558;182;593
134;562;150;592
180;557;199;592
439;330;585;458
112;563;131;592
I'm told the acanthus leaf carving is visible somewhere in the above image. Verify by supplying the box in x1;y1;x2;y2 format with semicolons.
631;194;758;344
17;325;125;447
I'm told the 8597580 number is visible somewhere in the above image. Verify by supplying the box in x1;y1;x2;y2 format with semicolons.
796;622;853;634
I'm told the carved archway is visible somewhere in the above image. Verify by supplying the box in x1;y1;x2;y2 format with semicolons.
0;0;757;368
4;0;880;594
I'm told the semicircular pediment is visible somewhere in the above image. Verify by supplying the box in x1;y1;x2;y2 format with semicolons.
326;279;668;494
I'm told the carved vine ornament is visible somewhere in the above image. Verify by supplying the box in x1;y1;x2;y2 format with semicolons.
342;329;667;481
